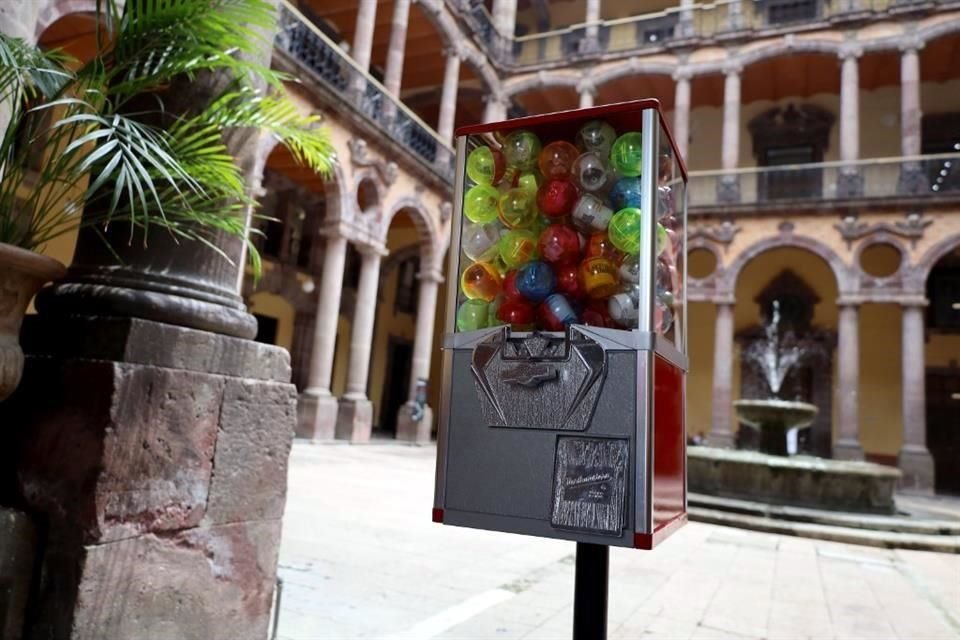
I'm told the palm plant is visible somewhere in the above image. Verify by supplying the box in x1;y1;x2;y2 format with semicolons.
0;0;335;273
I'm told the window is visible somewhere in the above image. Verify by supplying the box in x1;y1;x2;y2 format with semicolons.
760;144;822;201
394;256;420;315
766;0;819;24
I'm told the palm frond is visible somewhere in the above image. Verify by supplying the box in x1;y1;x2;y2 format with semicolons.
0;34;72;105
104;0;284;97
201;87;336;177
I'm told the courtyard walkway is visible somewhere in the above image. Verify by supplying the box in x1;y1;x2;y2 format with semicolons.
276;442;960;640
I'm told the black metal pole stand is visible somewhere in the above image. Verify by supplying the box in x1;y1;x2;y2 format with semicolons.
573;542;609;640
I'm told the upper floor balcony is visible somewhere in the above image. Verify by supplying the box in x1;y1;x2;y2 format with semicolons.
451;0;958;69
274;1;456;184
272;0;960;219
688;153;960;213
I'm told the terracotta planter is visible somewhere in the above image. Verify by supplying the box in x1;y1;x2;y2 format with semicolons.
0;243;66;401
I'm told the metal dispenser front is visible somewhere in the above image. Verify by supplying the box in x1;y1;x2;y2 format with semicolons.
434;100;688;549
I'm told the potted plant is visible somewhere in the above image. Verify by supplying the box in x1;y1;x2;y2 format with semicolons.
0;0;335;400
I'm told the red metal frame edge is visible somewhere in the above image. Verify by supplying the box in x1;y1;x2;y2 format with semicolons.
633;513;688;550
454;99;688;181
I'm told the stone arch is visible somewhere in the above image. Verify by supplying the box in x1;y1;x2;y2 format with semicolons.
911;234;960;290
591;59;677;87
719;234;854;296
253;133;346;225
735;38;841;70
503;69;583;97
381;197;443;276
915;13;960;50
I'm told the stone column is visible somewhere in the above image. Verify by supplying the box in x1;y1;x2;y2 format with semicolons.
437;49;461;145
579;81;596;109
492;0;517;38
834;302;864;459
898;302;935;492
579;0;602;54
898;43;926;194
673;70;692;162
900;45;922;158
483;93;508;124
336;246;384;443
837;48;864;197
675;0;696;39
727;0;744;31
718;64;741;203
352;0;378;74
397;270;442;443
298;232;348;440
710;300;737;447
383;0;411;98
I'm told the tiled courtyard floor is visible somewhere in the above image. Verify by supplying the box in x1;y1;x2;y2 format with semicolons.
277;442;960;640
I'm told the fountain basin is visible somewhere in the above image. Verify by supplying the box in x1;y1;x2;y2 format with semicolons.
734;398;818;456
688;446;902;514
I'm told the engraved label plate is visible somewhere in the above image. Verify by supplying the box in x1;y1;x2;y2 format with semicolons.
551;437;628;535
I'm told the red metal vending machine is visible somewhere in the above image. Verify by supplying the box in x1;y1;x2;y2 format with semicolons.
434;100;687;553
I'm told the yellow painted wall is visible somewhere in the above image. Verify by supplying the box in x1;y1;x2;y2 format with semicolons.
859;303;903;456
248;292;295;351
687;301;716;439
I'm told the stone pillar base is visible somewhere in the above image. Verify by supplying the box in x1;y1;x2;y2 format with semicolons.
1;316;295;640
833;439;865;461
336;397;373;443
396;403;433;444
297;391;339;440
897;446;935;494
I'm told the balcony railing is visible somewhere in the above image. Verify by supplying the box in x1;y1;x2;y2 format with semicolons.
687;154;960;209
275;1;455;184
452;0;947;68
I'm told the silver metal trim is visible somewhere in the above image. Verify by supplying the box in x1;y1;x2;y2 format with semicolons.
635;349;654;535
638;109;659;335
434;134;468;511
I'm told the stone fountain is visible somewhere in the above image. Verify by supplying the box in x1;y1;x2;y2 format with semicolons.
734;300;818;456
689;300;902;514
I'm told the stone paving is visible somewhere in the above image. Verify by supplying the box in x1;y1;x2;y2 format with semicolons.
276;442;960;640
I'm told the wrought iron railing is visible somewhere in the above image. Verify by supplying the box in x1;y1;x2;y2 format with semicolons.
452;0;947;68
687;153;960;209
275;1;455;184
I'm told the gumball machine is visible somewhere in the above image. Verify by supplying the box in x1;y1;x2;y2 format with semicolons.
435;101;688;564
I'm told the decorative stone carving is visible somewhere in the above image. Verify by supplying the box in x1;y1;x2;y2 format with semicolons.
778;221;795;234
834;210;932;248
347;137;398;186
690;220;741;251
